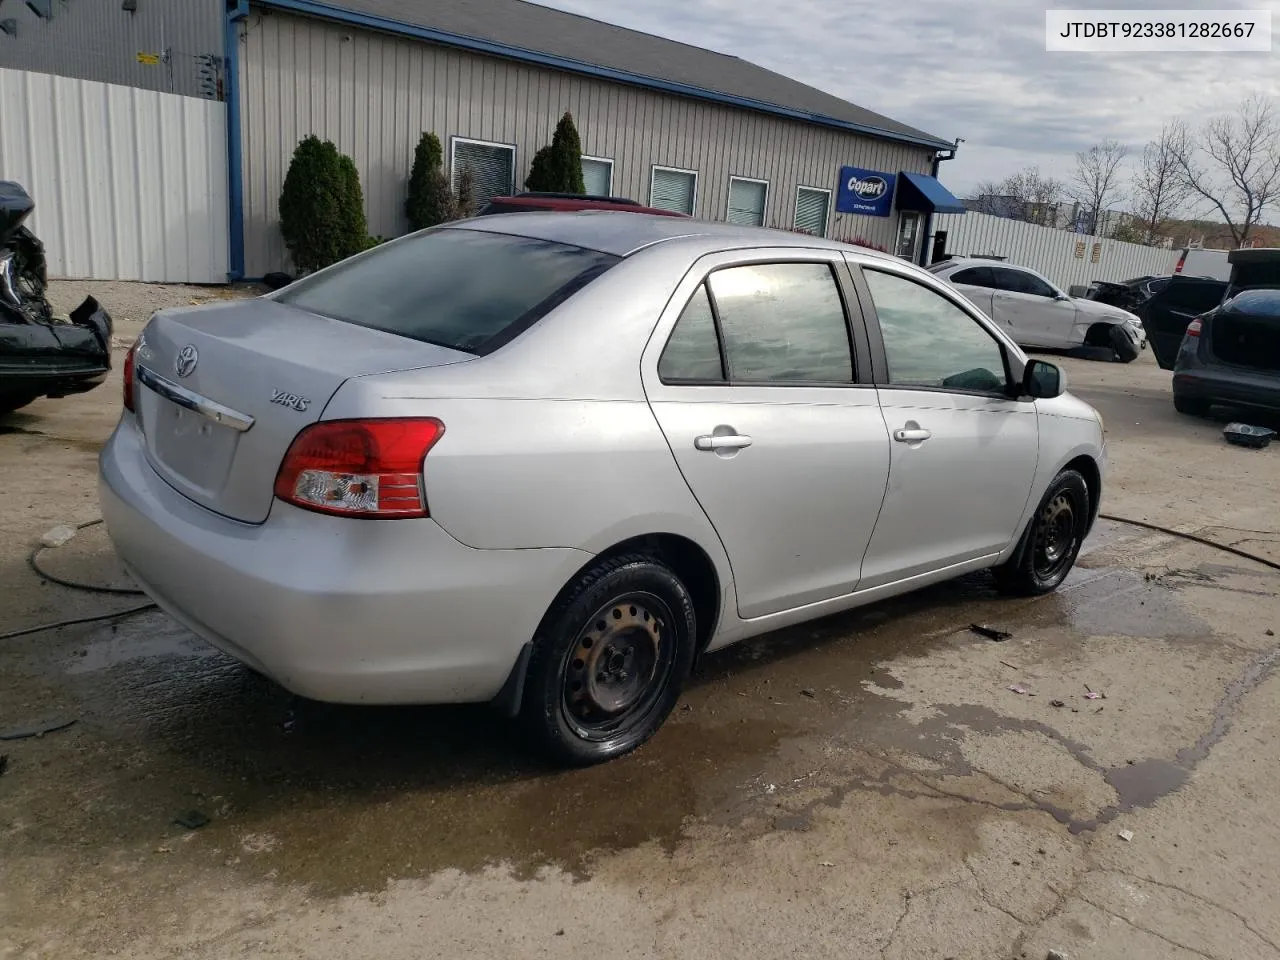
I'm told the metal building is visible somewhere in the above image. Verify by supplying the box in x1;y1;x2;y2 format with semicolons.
1;0;966;283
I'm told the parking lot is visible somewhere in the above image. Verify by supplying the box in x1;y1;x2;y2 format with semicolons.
3;281;1280;960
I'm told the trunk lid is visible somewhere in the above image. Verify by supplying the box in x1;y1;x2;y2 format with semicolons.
133;298;472;523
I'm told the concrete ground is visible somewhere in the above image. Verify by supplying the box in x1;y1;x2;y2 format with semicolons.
2;283;1279;960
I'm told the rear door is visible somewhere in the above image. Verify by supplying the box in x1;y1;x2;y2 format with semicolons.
945;265;997;317
1140;277;1227;369
851;260;1038;587
641;249;891;620
989;267;1078;348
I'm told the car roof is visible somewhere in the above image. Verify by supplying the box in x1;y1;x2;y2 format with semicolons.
936;257;1033;273
444;210;903;261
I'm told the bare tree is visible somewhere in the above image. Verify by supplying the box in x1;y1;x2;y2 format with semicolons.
1171;94;1280;246
1131;122;1193;244
969;166;1065;225
1070;139;1129;235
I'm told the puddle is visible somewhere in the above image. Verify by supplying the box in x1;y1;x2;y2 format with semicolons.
19;536;1275;895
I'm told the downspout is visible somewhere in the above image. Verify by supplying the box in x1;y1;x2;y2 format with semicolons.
919;138;960;267
225;0;250;281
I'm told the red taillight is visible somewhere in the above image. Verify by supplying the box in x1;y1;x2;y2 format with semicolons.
122;342;137;412
273;418;444;518
1186;318;1202;337
1174;252;1186;274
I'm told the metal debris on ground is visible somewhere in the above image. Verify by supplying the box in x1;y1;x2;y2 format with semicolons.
1050;699;1066;708
1267;629;1275;637
1046;950;1070;960
1118;829;1134;842
173;810;211;830
1008;685;1031;695
969;623;1012;641
1084;684;1105;700
1223;422;1276;449
0;718;76;741
800;688;816;698
39;525;78;548
818;860;835;867
0;754;8;777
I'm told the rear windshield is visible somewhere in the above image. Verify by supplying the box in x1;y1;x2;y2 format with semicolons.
274;228;619;354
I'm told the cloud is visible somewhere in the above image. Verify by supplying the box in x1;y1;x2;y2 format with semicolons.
536;0;1280;195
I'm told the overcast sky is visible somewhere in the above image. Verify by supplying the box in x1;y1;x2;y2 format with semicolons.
537;0;1280;202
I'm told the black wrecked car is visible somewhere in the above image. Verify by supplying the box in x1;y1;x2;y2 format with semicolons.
1140;248;1280;417
1;181;113;416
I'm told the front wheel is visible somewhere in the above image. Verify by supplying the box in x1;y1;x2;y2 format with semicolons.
994;469;1090;596
1110;325;1140;363
521;554;696;767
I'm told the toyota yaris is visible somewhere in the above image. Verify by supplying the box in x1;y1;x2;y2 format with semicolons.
100;213;1106;766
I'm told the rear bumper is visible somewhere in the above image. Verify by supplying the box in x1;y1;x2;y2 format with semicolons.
98;416;590;705
1172;366;1280;412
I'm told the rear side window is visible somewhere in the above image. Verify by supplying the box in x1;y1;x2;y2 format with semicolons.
951;266;995;287
709;262;853;383
274;228;619;355
659;285;725;382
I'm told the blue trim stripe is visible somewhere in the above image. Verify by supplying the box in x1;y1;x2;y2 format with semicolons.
225;0;250;281
255;0;952;151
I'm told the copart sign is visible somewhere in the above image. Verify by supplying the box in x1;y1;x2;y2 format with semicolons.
835;166;896;217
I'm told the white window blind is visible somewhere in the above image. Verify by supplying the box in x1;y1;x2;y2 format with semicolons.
650;168;696;215
453;140;515;205
794;187;830;237
727;178;767;226
581;158;613;196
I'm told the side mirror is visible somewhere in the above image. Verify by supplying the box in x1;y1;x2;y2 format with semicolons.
1021;358;1066;399
1055;292;1071;301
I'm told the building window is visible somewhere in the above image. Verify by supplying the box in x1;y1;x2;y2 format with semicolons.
727;176;769;227
793;186;831;237
650;166;698;215
451;137;516;207
581;156;613;196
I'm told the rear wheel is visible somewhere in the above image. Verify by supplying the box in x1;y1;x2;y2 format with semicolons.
1109;325;1140;363
521;554;696;767
995;469;1090;596
1173;394;1210;417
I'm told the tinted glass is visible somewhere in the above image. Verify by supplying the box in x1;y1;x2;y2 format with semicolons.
275;229;619;354
658;285;724;382
996;268;1056;297
951;266;995;287
864;269;1007;393
709;262;853;383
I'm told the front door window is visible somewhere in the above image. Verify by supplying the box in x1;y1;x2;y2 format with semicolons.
895;212;921;260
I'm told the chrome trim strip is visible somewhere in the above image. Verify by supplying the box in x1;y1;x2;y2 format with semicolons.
136;365;255;433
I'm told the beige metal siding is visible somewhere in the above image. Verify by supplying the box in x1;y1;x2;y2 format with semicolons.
0;68;229;284
0;0;223;99
239;10;935;276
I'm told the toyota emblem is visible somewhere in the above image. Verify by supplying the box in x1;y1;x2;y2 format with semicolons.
175;345;198;378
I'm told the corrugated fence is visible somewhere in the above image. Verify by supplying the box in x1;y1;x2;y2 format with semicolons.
932;210;1178;290
0;67;229;284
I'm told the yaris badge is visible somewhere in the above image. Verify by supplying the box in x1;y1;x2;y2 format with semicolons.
270;389;310;412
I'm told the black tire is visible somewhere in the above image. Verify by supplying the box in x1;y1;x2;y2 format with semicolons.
1173;394;1210;417
994;469;1090;596
0;395;38;416
520;553;696;767
1109;325;1140;363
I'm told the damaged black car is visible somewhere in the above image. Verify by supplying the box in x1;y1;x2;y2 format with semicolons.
1;181;113;416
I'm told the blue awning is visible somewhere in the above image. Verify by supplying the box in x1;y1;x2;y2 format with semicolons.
896;172;966;214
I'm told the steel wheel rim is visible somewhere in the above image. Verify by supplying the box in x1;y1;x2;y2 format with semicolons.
560;592;676;742
1033;492;1078;580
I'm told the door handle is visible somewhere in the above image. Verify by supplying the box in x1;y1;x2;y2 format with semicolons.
695;434;753;451
893;427;932;443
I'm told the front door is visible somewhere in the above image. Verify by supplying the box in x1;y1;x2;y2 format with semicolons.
642;253;891;620
990;266;1078;347
854;263;1038;587
896;211;922;261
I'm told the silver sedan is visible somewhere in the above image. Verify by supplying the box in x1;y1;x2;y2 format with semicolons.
99;213;1106;766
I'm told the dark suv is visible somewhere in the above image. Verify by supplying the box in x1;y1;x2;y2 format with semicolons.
477;192;690;218
1141;248;1280;416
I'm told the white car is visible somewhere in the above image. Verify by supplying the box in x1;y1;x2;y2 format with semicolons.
929;258;1146;362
